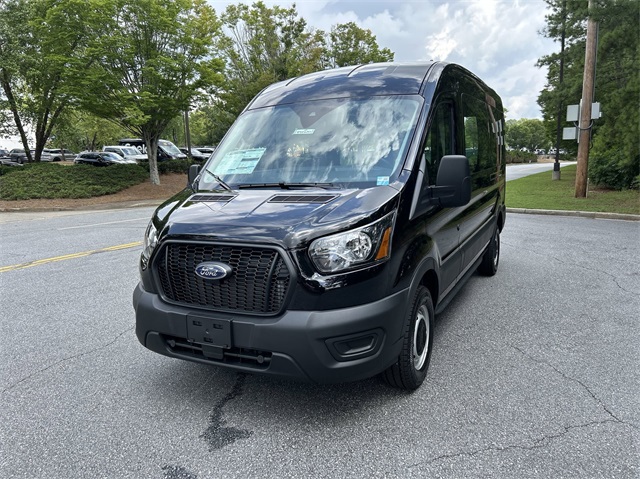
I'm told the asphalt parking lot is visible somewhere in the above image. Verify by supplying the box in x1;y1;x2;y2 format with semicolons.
0;208;638;478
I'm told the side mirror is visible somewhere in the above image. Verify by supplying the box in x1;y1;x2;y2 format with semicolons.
188;164;201;186
431;155;471;208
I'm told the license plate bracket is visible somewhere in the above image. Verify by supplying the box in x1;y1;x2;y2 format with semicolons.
186;315;232;349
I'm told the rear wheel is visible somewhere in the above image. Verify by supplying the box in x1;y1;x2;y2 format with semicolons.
383;285;434;390
478;225;500;276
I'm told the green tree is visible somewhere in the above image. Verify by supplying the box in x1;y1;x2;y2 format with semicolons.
208;1;326;143
75;0;223;185
505;118;550;152
185;107;220;147
538;0;639;188
0;0;105;161
207;2;395;144
326;22;394;68
537;0;587;158
588;1;640;189
50;109;128;153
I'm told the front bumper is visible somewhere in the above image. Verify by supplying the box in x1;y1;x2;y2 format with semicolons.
133;283;409;384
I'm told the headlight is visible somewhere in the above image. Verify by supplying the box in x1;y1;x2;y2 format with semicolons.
309;211;395;274
141;221;158;270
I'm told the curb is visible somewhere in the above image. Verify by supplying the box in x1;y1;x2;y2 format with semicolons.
0;199;164;213
507;207;640;221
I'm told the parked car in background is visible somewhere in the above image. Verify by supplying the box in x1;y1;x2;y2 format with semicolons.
103;145;147;163
9;148;51;163
118;138;187;161
9;148;29;163
179;147;210;162
44;148;77;161
74;151;134;166
547;148;567;156
0;157;24;167
0;148;23;167
197;146;216;156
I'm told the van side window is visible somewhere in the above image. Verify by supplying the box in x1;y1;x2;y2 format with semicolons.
424;102;453;185
462;94;497;176
464;115;479;169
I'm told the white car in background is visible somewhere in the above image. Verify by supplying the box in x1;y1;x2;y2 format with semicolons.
103;145;147;163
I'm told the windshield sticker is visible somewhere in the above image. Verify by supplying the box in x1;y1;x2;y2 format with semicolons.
292;129;315;135
216;148;266;174
376;176;390;186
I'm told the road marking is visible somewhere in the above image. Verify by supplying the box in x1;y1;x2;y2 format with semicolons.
0;241;142;273
58;217;149;230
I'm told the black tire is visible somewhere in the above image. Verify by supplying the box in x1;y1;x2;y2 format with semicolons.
478;225;500;276
383;285;435;390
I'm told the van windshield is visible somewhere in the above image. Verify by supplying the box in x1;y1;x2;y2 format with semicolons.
200;96;421;189
158;140;182;156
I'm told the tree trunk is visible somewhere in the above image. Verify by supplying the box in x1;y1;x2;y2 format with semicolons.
145;133;161;185
1;69;33;161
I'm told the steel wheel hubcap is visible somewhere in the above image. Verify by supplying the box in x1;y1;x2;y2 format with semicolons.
413;305;430;370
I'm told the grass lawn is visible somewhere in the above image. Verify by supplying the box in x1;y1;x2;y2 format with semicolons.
506;164;640;215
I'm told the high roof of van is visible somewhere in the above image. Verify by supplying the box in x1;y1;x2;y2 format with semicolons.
247;62;439;110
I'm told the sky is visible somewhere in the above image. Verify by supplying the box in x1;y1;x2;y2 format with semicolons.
209;0;558;120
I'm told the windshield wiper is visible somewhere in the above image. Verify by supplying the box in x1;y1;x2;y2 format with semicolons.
202;167;234;193
237;182;335;190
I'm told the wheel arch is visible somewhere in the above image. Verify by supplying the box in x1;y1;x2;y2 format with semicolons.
406;256;440;313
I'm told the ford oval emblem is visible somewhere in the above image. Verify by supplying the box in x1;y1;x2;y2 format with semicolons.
194;262;233;280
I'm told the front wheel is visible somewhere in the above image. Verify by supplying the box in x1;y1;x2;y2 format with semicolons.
383;285;435;390
478;225;500;276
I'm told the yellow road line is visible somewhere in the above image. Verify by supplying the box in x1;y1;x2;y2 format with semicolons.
0;241;142;273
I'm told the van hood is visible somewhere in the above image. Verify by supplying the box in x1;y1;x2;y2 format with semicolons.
153;187;400;249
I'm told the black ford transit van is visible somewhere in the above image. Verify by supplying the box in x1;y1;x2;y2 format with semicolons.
133;62;506;390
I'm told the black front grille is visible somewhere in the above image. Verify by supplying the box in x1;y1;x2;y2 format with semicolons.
156;242;291;314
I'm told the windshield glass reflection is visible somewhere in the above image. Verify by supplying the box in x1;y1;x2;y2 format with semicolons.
199;96;421;189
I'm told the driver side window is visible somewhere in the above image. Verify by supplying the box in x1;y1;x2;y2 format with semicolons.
423;102;454;185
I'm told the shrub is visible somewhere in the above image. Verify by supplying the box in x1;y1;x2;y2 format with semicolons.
589;150;640;190
0;162;149;200
0;165;14;177
505;150;537;164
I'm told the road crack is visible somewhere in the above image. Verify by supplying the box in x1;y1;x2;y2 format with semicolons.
411;419;620;468
201;373;253;450
407;344;638;469
1;326;134;395
501;241;638;295
511;345;623;423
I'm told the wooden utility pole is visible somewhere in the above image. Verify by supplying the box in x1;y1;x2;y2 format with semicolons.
575;0;598;198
